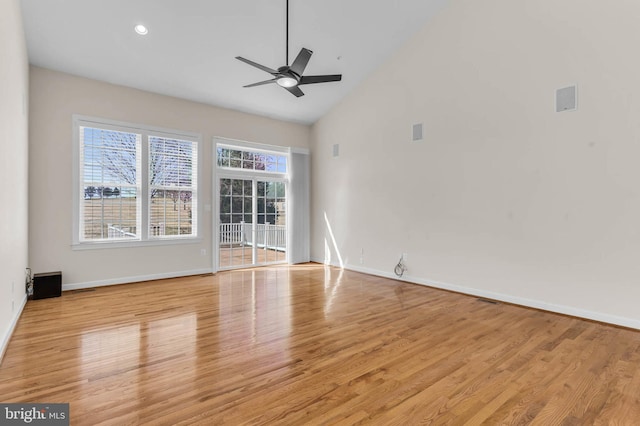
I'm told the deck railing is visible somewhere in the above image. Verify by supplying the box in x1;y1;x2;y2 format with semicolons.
107;224;137;239
219;222;286;251
107;223;165;238
150;223;165;236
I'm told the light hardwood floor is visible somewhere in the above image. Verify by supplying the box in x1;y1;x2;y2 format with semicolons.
219;246;286;268
1;263;639;425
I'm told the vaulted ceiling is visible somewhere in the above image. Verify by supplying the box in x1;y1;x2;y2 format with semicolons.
20;0;446;124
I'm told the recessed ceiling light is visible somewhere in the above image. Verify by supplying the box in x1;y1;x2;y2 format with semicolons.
134;24;148;35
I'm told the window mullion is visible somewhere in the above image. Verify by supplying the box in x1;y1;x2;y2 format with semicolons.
140;132;149;240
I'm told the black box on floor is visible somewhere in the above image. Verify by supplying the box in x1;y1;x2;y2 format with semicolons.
31;271;62;300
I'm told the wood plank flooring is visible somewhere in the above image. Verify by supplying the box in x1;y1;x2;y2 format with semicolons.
219;246;286;269
1;263;640;425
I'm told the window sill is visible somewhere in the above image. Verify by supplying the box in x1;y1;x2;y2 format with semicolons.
71;237;203;250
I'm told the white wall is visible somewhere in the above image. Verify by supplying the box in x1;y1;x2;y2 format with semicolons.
29;67;310;288
311;0;640;328
0;0;29;360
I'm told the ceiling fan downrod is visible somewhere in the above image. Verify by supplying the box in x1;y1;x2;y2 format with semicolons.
286;0;289;66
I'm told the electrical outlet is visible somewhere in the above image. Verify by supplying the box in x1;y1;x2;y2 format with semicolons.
360;248;364;264
200;249;207;256
402;253;408;261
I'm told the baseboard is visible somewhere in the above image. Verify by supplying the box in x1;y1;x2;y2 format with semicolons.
62;268;214;291
0;294;28;366
310;257;640;330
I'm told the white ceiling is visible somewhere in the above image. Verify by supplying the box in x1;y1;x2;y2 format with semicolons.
20;0;446;124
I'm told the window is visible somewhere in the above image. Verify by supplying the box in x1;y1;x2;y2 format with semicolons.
217;146;287;173
149;136;197;237
80;127;141;240
74;116;200;246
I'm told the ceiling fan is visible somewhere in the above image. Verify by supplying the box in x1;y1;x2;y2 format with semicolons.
235;0;342;97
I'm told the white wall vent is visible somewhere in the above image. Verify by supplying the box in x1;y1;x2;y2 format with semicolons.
412;123;423;141
556;85;577;112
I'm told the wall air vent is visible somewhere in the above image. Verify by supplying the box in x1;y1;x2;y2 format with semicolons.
556;85;577;112
412;123;423;141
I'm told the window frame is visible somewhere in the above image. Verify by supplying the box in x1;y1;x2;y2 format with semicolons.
215;138;289;176
72;115;202;249
213;137;291;269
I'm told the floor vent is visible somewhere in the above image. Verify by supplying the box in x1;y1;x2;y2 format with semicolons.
70;288;96;293
477;298;499;305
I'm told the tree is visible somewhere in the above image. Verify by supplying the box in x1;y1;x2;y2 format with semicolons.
166;190;179;211
92;131;138;186
84;186;96;199
180;191;192;210
102;187;113;198
150;138;193;195
217;148;268;171
96;133;194;197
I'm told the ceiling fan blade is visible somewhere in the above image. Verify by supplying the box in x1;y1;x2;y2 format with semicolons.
243;79;277;88
289;48;313;76
285;85;305;97
235;56;278;75
299;74;342;85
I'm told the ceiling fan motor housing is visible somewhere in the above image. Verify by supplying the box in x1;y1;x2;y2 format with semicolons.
278;66;300;81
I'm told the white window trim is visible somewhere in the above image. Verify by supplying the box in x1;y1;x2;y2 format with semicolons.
214;136;290;154
72;115;202;249
213;137;294;269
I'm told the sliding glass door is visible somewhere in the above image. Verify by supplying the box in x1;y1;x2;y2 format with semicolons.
217;177;286;270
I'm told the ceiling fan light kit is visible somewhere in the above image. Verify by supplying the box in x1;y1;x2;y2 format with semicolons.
276;76;298;88
236;0;342;97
